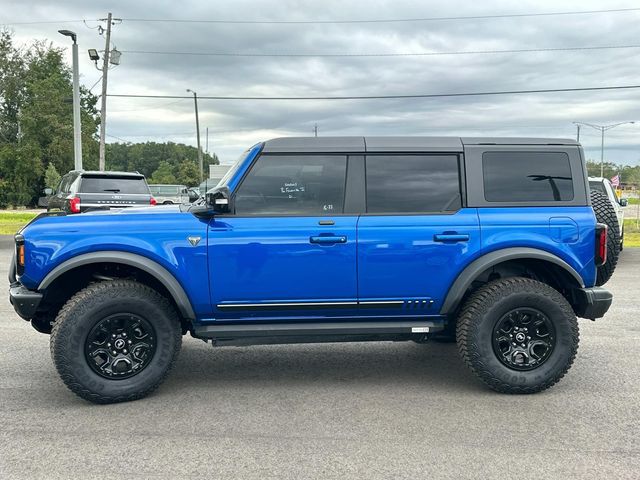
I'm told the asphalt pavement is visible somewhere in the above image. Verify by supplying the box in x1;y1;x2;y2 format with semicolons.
1;239;639;479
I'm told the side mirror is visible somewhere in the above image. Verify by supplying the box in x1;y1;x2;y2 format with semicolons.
206;186;232;214
620;198;628;207
43;187;53;196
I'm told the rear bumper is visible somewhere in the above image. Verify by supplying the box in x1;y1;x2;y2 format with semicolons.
9;284;43;320
573;287;612;320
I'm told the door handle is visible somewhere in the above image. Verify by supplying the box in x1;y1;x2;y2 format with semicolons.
310;235;347;244
434;233;470;243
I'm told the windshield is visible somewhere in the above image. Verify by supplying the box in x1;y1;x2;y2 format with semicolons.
589;181;606;194
212;150;252;192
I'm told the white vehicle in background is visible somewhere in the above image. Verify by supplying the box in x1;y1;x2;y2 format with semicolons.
148;184;190;204
589;177;627;249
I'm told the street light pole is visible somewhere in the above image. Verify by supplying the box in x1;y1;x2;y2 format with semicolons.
59;30;82;170
600;128;605;177
572;121;636;177
98;12;113;171
187;89;203;183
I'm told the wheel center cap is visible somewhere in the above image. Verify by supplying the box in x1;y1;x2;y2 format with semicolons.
515;332;526;343
114;338;126;349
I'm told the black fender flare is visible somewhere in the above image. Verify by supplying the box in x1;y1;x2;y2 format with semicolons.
439;247;585;315
38;251;196;320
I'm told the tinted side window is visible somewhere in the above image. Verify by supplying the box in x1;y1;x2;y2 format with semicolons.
235;155;347;215
57;175;69;193
483;152;573;202
79;176;150;194
365;155;461;213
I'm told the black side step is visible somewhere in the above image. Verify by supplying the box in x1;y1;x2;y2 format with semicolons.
193;320;443;339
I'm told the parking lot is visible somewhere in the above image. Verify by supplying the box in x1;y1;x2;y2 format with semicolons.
1;236;638;479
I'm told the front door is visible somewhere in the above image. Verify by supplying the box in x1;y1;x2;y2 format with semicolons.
207;153;358;321
357;154;480;316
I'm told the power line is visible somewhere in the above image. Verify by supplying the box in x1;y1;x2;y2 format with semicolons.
3;7;639;27
106;84;640;101
121;44;640;58
0;19;85;26
119;7;640;24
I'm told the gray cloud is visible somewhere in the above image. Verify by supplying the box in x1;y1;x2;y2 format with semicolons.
4;0;640;165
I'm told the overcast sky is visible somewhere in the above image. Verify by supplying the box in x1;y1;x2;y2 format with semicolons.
3;0;640;166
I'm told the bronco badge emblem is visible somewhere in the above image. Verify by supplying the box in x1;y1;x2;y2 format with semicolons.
188;236;201;246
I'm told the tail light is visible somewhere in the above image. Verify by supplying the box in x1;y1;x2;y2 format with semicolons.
15;234;25;276
69;196;81;213
150;197;157;206
595;223;608;266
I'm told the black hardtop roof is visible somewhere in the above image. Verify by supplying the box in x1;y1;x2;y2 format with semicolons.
262;136;578;153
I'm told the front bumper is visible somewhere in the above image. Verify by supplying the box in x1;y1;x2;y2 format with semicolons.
573;287;612;320
9;284;43;320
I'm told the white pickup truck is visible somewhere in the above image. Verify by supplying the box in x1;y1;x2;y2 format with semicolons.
589;177;627;250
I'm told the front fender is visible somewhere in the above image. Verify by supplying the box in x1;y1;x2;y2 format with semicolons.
38;251;196;319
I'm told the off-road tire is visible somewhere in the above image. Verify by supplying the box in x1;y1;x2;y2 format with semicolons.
590;189;620;286
50;280;182;404
456;277;579;394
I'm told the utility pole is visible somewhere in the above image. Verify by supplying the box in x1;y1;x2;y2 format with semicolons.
313;123;318;137
575;124;580;142
206;127;209;154
187;89;203;182
98;12;113;171
59;30;82;170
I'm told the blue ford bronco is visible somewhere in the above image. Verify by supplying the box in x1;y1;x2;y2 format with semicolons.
9;136;616;403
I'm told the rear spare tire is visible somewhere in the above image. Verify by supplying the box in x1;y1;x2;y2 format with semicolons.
590;190;620;286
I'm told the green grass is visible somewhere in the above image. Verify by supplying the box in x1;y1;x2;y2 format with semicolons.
625;197;639;205
0;212;38;235
623;218;640;248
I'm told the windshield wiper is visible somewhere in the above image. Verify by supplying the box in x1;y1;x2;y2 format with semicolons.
103;189;121;193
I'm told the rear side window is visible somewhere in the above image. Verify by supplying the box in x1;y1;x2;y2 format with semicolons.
483;152;574;202
365;155;461;213
79;176;150;195
235;155;347;215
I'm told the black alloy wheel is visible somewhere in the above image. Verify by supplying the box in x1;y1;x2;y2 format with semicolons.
492;308;555;371
85;313;157;379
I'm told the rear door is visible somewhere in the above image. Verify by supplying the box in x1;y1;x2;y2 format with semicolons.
357;154;480;316
207;153;359;321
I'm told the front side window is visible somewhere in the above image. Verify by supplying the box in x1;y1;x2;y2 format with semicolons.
234;155;347;215
365;155;461;213
483;151;574;202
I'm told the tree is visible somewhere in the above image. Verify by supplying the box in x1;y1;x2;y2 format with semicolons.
149;161;176;184
0;142;43;206
104;141;219;178
0;30;100;206
175;159;200;186
44;162;61;189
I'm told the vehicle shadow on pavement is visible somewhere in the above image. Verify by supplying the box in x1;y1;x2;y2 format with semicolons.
164;338;483;393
